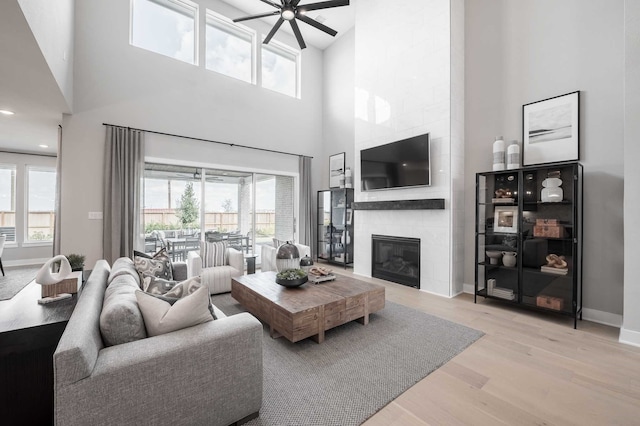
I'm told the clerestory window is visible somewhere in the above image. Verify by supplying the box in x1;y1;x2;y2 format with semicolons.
261;40;300;98
205;12;255;84
131;0;198;65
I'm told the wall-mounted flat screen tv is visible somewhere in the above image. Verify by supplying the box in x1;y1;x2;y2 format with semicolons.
361;133;431;191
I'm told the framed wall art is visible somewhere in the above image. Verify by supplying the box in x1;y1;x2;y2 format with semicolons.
329;152;345;188
522;91;580;166
494;206;518;234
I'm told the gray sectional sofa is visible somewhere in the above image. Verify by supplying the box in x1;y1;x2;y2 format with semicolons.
53;259;263;426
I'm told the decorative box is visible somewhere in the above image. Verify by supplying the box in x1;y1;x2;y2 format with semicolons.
533;224;567;239
41;271;82;298
535;218;559;226
536;295;564;311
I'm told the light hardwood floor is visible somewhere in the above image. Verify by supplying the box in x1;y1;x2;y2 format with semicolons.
323;266;640;425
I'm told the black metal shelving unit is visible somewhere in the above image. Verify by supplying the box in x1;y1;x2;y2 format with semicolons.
474;162;583;328
317;188;354;267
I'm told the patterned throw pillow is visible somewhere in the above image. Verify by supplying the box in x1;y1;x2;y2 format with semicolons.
141;276;178;295
134;248;173;283
200;241;228;268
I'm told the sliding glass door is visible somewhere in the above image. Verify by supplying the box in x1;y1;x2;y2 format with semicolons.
143;163;295;268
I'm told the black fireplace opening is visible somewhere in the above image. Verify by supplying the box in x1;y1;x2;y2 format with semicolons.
372;235;420;289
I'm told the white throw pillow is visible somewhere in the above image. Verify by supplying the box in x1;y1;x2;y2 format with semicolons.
135;286;213;336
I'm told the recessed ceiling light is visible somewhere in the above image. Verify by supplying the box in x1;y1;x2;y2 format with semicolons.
0;110;15;115
315;15;326;24
39;144;49;148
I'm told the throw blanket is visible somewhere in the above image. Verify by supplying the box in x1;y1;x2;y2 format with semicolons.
201;266;235;295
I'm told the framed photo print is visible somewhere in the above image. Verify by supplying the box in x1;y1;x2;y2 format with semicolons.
522;91;580;166
494;206;518;234
329;152;345;188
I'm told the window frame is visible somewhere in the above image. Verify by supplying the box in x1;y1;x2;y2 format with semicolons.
0;163;17;244
205;10;257;84
261;38;301;99
24;165;57;244
130;0;200;66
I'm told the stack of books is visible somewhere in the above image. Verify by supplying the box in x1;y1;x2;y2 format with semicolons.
489;285;515;301
540;265;568;275
492;198;515;204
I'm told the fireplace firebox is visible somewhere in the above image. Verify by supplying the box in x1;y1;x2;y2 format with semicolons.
371;235;420;288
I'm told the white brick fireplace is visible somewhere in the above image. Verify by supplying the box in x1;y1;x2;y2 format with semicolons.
352;0;465;297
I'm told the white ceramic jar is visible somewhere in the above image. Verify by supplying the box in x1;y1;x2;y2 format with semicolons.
507;141;520;170
493;136;505;171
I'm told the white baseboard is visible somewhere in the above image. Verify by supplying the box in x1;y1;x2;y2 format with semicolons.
4;258;47;267
463;283;475;294
581;308;623;328
619;327;640;347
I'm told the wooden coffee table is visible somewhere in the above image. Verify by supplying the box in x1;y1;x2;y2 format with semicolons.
231;271;385;343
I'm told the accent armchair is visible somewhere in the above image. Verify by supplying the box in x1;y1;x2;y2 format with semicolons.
187;246;244;294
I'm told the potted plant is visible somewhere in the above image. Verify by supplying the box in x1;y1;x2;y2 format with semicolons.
66;254;86;272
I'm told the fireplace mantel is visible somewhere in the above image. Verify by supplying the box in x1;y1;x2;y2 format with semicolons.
352;199;445;211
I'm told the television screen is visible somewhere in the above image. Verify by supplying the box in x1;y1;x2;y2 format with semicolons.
360;134;430;191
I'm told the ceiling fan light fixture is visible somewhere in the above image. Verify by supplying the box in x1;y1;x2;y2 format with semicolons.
281;7;295;21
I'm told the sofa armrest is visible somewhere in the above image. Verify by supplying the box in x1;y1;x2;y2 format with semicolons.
228;247;244;272
295;243;311;258
187;250;202;278
55;313;263;426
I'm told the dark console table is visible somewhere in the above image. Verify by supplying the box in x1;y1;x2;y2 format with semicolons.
0;278;81;425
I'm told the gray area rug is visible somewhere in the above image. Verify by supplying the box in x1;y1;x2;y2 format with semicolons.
0;265;42;301
212;293;484;426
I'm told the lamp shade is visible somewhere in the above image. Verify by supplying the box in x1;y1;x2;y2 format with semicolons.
275;241;300;272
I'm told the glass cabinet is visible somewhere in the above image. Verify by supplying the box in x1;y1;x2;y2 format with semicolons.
475;162;583;328
317;188;354;267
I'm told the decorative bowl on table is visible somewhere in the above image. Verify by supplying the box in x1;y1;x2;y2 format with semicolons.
275;268;308;287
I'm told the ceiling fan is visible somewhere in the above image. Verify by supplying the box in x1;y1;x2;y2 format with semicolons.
233;0;350;49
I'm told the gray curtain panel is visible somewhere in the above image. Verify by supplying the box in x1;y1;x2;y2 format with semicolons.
298;156;314;257
103;126;145;263
53;125;62;256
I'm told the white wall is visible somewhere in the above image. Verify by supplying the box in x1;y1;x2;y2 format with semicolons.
353;0;464;297
621;0;640;346
17;0;74;111
322;28;355;188
321;28;356;263
464;0;625;323
61;0;324;266
0;152;57;266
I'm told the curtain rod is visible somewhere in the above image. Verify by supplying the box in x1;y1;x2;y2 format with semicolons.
102;123;313;159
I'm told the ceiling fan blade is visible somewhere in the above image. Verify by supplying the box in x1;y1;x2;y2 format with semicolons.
259;0;283;9
233;10;280;23
298;0;349;13
296;14;337;37
264;18;285;44
290;19;307;49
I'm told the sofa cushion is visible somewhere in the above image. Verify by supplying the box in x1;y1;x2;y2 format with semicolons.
136;283;214;337
134;248;173;281
201;241;227;268
100;274;147;346
108;257;140;286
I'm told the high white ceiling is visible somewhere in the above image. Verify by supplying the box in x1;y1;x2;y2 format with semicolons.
221;0;356;50
0;1;66;156
0;1;356;156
